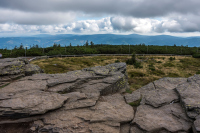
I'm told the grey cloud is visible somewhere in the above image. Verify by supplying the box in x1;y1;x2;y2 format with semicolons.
0;8;76;25
1;0;200;18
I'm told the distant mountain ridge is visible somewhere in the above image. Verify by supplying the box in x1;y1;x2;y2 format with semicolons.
0;34;200;49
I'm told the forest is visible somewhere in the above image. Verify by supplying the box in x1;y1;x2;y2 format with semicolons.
1;42;200;58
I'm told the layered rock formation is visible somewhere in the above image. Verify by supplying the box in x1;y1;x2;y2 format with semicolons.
125;76;200;133
0;58;43;87
1;59;200;133
0;62;132;133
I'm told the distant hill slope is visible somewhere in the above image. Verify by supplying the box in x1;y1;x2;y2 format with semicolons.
0;34;200;49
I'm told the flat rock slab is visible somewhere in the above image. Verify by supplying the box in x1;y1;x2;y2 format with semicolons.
153;77;187;90
90;94;134;123
0;91;68;118
133;103;192;132
32;94;133;133
125;77;183;107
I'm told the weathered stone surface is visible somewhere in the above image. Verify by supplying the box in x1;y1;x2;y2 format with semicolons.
125;77;186;107
133;104;192;132
130;126;145;133
0;62;131;132
143;88;178;107
125;82;155;104
176;78;200;119
193;118;200;133
153;77;187;90
0;58;43;83
33;94;133;133
90;94;134;123
63;92;98;110
0;91;68;117
24;64;43;76
125;77;196;133
120;123;130;133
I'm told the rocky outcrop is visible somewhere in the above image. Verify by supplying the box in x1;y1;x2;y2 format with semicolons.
0;62;132;133
0;58;43;85
1;59;200;133
125;76;200;133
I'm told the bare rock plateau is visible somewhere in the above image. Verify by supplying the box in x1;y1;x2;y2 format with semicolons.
0;58;200;133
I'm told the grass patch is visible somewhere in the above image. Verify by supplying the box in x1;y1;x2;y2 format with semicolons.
128;97;142;107
150;70;165;76
125;89;133;94
163;62;175;67
129;71;145;77
167;73;180;77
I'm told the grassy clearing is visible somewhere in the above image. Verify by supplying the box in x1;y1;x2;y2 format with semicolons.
31;55;200;93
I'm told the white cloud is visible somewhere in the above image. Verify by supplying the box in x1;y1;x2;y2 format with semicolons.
1;15;200;36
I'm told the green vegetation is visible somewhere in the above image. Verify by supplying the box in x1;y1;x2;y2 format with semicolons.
128;97;142;107
126;52;143;68
0;43;200;58
169;57;175;61
31;55;200;93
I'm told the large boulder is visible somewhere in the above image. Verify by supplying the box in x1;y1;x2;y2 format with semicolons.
0;58;43;83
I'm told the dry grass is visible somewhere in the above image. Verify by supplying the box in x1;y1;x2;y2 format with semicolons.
31;55;200;93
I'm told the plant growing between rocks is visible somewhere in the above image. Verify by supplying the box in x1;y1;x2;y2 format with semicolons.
126;52;143;68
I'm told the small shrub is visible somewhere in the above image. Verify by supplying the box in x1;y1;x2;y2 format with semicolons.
134;62;143;68
169;57;175;61
126;52;136;65
148;64;155;71
156;61;162;63
162;57;165;60
196;70;200;74
115;60;120;63
179;59;185;63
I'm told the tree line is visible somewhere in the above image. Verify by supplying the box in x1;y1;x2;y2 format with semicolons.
0;42;200;58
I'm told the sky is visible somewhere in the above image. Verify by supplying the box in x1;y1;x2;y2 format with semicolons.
1;0;200;37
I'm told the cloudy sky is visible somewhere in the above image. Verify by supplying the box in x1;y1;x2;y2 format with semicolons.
1;0;200;37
